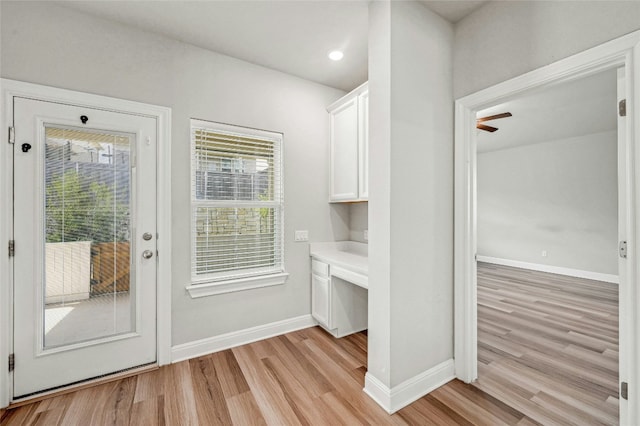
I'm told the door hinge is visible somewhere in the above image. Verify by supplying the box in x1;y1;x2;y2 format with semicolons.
619;99;627;117
621;381;628;400
619;241;627;258
8;354;14;372
8;240;14;257
8;127;15;144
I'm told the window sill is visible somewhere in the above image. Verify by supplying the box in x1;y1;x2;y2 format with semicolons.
186;272;289;298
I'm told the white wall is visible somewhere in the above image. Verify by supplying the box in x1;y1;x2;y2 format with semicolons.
454;1;640;98
368;0;392;389
349;203;368;243
1;1;350;346
368;0;453;390
388;1;453;386
478;131;618;275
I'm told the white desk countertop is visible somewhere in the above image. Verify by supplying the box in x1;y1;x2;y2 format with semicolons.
309;241;368;287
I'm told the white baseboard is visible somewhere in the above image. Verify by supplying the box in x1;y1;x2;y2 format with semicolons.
477;256;619;284
171;315;317;363
364;358;455;414
363;373;392;412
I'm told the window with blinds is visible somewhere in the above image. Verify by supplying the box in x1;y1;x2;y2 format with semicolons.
191;119;284;283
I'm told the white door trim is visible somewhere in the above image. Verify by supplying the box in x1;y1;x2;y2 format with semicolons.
454;30;640;424
0;79;172;408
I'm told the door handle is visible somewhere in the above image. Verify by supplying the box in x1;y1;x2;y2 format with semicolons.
142;232;153;241
142;250;154;259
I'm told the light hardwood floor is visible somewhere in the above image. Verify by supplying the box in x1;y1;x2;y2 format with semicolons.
1;263;618;425
2;326;534;426
475;262;619;425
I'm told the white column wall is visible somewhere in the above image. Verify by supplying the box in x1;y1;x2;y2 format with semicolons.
367;0;454;393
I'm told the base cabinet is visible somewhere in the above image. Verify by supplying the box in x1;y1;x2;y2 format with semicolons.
311;259;368;338
311;274;331;329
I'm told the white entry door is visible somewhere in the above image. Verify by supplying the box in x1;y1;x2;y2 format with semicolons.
12;97;157;398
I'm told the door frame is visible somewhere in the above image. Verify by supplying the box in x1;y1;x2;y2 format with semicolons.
454;30;640;424
0;79;172;407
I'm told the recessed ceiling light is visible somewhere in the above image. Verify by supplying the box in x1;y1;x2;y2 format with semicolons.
328;50;344;61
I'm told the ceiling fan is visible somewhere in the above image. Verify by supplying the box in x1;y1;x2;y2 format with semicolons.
476;112;512;132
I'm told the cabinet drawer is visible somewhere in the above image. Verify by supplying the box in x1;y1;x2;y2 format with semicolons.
312;259;329;278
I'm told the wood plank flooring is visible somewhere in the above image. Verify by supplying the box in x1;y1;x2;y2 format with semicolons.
2;326;534;425
1;262;618;425
475;262;619;425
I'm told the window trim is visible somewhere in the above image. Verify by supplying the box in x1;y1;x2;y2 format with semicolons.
187;119;287;297
186;272;289;298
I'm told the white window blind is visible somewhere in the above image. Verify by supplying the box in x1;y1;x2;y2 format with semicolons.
190;120;284;283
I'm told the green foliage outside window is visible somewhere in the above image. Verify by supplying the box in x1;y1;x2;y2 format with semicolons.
45;170;129;243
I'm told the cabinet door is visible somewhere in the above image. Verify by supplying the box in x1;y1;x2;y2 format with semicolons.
330;97;359;201
312;274;331;328
358;90;369;200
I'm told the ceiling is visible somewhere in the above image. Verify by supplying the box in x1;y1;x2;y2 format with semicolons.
420;1;487;23
56;1;485;93
476;69;618;153
56;1;369;92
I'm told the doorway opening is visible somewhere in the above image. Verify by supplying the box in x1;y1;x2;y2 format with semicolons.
473;68;620;423
453;31;640;425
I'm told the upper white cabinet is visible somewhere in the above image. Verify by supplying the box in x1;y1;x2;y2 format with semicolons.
357;89;369;200
327;82;368;202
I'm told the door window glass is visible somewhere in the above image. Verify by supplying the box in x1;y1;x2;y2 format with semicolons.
43;126;135;348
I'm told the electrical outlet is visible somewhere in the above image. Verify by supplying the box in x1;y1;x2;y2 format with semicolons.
542;250;547;257
294;230;309;242
364;230;368;241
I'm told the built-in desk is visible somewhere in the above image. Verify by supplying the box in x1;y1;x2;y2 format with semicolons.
309;242;368;337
